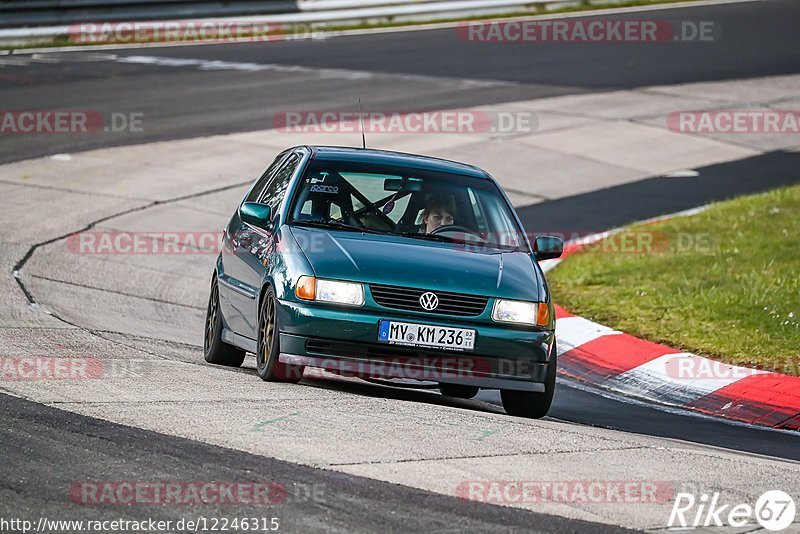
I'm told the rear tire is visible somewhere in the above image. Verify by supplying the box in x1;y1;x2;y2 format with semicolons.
501;342;557;419
204;274;246;367
256;288;304;382
439;384;479;399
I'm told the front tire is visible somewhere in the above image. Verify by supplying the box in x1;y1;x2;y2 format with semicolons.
256;288;304;382
500;342;557;419
204;274;246;367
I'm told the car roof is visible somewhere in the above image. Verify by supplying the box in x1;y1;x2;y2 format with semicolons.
301;145;490;180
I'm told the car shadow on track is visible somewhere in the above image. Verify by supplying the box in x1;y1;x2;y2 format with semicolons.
236;357;508;416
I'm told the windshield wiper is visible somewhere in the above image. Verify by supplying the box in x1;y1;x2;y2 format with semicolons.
292;219;387;235
397;231;525;251
396;231;456;243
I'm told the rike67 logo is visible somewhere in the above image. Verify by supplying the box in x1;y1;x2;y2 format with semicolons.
669;490;796;531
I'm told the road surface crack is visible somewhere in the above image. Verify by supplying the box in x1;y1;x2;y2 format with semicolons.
29;274;203;310
324;445;650;467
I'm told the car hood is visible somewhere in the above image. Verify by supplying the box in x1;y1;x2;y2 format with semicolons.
290;226;543;300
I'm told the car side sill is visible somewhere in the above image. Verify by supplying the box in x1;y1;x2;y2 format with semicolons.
222;328;257;353
279;353;545;392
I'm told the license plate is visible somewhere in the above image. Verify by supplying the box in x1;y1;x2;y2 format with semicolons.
378;320;475;351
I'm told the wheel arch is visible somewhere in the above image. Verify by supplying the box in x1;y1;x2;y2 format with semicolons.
258;278;276;313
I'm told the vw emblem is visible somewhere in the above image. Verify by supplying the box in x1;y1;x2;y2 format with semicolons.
419;292;439;311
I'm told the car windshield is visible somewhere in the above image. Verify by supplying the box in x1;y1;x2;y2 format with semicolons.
288;158;528;251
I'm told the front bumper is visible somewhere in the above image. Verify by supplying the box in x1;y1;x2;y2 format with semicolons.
276;299;554;392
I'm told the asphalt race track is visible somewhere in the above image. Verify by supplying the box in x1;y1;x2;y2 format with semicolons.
1;0;799;164
1;393;629;533
1;0;799;532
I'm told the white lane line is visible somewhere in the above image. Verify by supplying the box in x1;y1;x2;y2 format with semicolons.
553;375;800;436
555;316;622;354
0;58;32;66
605;352;750;405
538;258;561;273
11;0;765;55
114;54;517;88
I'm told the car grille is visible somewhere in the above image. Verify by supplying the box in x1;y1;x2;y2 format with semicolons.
369;283;488;316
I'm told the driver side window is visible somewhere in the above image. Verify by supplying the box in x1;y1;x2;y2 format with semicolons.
245;152;288;203
258;152;301;214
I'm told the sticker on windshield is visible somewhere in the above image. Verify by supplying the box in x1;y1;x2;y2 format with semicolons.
311;184;338;194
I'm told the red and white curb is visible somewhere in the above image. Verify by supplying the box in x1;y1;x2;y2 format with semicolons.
541;208;800;431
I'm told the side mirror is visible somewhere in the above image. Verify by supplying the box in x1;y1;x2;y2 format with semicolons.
534;235;563;261
240;202;273;230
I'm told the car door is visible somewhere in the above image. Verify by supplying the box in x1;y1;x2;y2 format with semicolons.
218;151;287;338
220;151;302;340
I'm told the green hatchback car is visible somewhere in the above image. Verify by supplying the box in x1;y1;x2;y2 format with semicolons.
204;146;563;418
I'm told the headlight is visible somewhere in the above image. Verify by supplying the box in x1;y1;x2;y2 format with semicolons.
492;299;549;326
317;279;364;305
296;276;364;306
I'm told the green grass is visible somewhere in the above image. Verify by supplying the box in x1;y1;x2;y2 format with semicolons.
1;0;704;51
324;0;704;32
549;185;800;376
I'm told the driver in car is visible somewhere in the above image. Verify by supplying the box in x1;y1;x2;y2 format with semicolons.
421;196;457;234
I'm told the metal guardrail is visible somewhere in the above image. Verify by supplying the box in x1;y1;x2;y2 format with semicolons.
0;0;300;28
0;0;584;41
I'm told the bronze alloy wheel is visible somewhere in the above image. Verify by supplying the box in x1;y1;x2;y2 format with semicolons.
259;294;276;370
203;274;245;367
204;281;219;352
256;289;304;382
